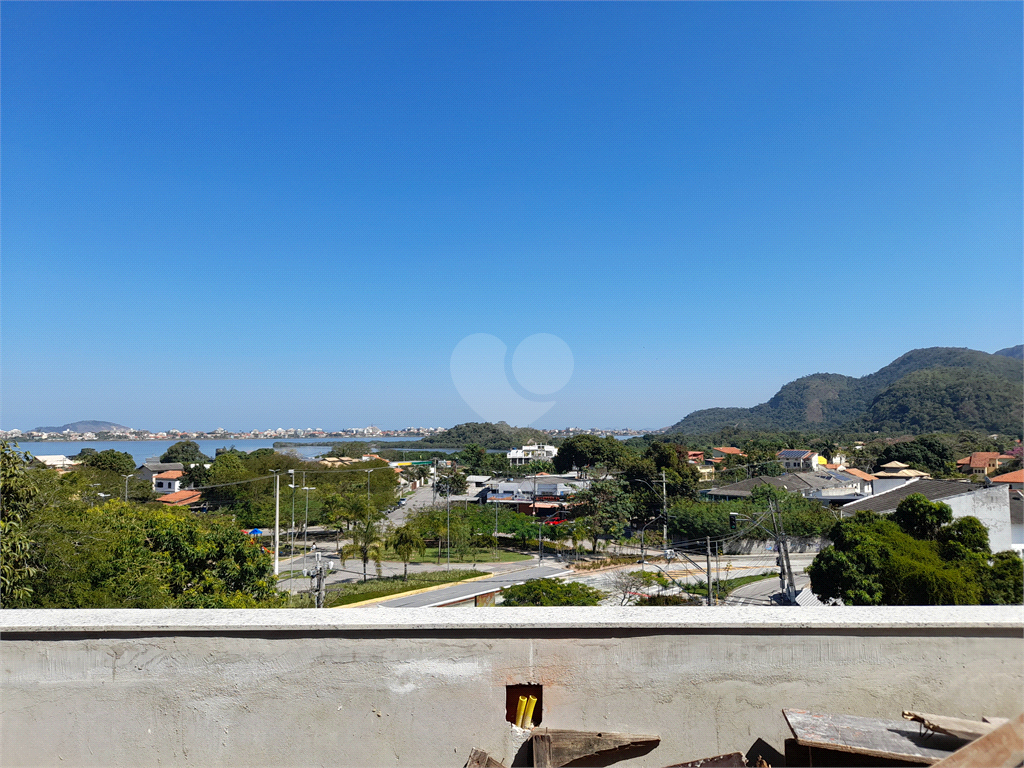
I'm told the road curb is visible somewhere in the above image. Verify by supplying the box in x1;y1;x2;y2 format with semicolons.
335;572;497;609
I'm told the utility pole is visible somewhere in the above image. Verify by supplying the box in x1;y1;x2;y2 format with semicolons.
272;470;281;576
121;474;133;502
705;536;713;606
768;498;797;604
432;458;438;506
307;550;334;608
661;470;668;551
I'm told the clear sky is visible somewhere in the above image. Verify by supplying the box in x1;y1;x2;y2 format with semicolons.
2;2;1021;433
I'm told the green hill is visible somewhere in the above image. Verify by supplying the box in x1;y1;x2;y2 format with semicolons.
667;347;1023;436
386;422;549;450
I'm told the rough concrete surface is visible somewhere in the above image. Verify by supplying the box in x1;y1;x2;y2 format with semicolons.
2;607;1021;767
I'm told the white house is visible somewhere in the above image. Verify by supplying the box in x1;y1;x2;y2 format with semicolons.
153;470;183;495
506;444;558;466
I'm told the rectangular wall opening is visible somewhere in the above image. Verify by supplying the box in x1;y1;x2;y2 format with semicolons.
505;684;543;727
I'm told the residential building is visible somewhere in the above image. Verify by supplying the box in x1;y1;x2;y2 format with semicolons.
136;461;185;483
955;452;1016;477
506;444;558;466
711;447;744;464
153;470;183;495
776;450;822;472
991;468;1024;490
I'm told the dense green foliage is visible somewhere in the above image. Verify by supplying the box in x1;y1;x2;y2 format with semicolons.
160;440;213;465
1;444;283;608
808;510;1023;606
669;488;835;542
77;448;137;476
384;422;549;450
874;435;957;475
1;442;38;605
859;368;1023;435
667;347;1022;436
500;577;605;606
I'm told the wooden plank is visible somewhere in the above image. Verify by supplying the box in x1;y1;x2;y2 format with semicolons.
984;716;1011;727
465;747;505;768
931;713;1024;768
664;752;746;767
783;709;963;765
531;728;660;768
902;711;997;742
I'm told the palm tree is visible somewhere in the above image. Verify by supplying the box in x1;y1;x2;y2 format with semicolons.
387;524;425;580
320;493;347;553
341;506;388;582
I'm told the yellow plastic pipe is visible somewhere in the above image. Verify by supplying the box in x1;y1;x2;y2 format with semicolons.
523;695;538;728
514;695;528;728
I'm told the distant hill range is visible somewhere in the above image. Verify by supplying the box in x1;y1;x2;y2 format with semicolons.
30;420;133;434
666;346;1023;436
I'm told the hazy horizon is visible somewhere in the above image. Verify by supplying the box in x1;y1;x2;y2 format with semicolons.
3;4;1021;432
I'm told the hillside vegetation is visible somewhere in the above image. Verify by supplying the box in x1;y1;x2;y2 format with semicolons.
667;347;1023;436
384;421;549;450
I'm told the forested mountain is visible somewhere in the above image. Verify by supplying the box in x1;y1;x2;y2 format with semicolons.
667;347;1023;436
995;344;1023;360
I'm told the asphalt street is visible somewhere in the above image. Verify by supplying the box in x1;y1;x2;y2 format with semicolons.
377;561;571;607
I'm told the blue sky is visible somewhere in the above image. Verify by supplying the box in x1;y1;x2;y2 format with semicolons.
2;2;1021;432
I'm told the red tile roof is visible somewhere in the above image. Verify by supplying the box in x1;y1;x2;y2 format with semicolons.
714;447;745;455
155;470;183;479
156;490;201;506
992;469;1024;484
844;468;876;482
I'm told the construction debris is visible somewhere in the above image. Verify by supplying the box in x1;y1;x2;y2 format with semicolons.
931;713;1023;768
465;748;505;768
783;708;963;765
531;728;660;768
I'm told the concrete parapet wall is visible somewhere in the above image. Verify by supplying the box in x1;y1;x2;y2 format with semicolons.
2;607;1021;767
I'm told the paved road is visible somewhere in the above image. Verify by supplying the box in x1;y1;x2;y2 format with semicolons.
378;561;571;607
724;572;811;605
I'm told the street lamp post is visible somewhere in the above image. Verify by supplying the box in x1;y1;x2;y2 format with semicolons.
302;485;315;578
270;470;281;576
121;474;134;502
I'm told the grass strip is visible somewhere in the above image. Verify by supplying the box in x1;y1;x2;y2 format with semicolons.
291;570;488;608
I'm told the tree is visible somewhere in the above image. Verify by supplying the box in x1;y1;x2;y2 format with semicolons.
500;578;605;606
341;506;388;582
160;440;212;465
569;479;635;553
892;494;953;540
609;570;648;605
387;524;425;580
435;470;468;498
1;441;38;606
552;435;628;474
807;510;1021;606
80;449;136;476
18;497;281;608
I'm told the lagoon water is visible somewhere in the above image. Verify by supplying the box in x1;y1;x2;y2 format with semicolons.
10;437;423;466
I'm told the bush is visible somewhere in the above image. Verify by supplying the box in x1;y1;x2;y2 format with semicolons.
500;578;605;606
635;594;701;606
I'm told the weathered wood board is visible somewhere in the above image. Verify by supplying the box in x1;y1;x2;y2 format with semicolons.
783;709;963;765
932;713;1024;768
664;752;747;767
465;747;505;768
531;728;660;768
